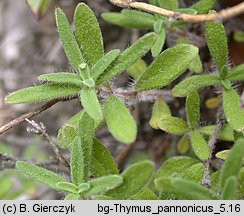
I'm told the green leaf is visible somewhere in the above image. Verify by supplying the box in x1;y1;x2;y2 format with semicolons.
233;31;244;43
5;84;80;104
55;8;85;71
136;44;199;91
127;59;147;80
199;124;234;141
172;75;220;97
151;27;166;57
223;88;244;132
16;161;66;190
78;183;90;194
58;111;84;149
76;112;95;183
188;55;203;73
79;87;103;122
96;33;156;85
186;91;200;129
64;193;80;200
220;137;244;191
172;179;216;200
91;49;120;81
173;8;197;15
91;139;118;177
155;156;198;179
101;10;155;30
149;97;171;129
74;3;104;66
106;161;154;199
177;135;191;154
103;96;137;144
0;178;12;198
56;182;78;193
205;16;228;72
239;168;244;197
190;131;210;161
38;72;83;85
190;0;216;14
227;64;244;82
71;137;84;185
216;150;230;160
221;176;237;200
85;175;123;196
131;188;158;200
26;0;52;19
181;163;204;183
157;0;179;10
157;116;189;135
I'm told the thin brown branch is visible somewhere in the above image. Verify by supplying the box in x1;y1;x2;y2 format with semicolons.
110;0;244;23
201;106;225;188
0;96;76;135
25;119;70;171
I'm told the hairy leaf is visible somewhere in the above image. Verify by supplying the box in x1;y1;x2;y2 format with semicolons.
74;3;104;66
85;175;123;196
97;33;156;85
78;183;90;194
16;161;66;190
177;135;191;154
77;112;95;183
157;116;189;135
186;91;200;129
38;72;82;85
155;156;198;179
190;131;210;161
220;137;244;191
56;182;78;193
103;96;137;144
181;163;204;183
172;75;220;97
131;188;158;200
92;49;120;81
106;161;154;199
157;0;179;10
227;64;244;82
127;59;147;80
71;137;85;185
205;17;228;72
151;28;166;57
149;97;171;129
233;31;244;43
190;0;216;14
79;87;103;122
221;176;237;200
64;193;80;200
172;179;216;200
188;55;203;73
6;84;80;104
101;10;155;30
91;139;118;177
136;44;199;91
223;88;244;132
55;8;84;71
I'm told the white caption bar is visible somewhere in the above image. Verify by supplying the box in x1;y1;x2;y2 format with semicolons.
0;201;243;216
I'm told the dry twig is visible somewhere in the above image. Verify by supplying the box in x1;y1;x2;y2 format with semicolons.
110;0;244;23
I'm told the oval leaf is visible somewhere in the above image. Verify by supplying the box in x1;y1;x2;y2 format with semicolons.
103;96;137;144
157;116;189;135
172;75;220;97
74;3;104;66
136;44;199;91
186;91;200;129
105;161;154;199
190;131;210;161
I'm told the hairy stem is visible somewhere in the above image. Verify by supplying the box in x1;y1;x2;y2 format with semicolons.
110;0;244;23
